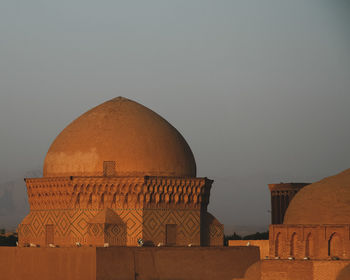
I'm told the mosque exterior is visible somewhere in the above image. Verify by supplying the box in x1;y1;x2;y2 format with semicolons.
18;97;223;247
4;96;350;279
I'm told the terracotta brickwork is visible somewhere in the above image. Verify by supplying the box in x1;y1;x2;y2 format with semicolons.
201;212;224;246
19;209;97;246
242;170;350;279
25;176;211;211
229;240;270;259
143;209;201;246
208;222;225;246
269;224;350;260
18;208;143;246
87;223;127;246
268;183;309;224
0;246;259;280
240;260;350;280
17;97;224;247
19;176;223;247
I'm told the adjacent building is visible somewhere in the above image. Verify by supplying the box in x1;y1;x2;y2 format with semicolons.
237;168;350;280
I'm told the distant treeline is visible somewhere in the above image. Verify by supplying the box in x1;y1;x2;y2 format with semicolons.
0;229;17;246
224;231;269;246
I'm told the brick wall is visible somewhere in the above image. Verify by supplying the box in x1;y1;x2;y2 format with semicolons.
269;224;350;260
0;246;259;280
240;260;350;280
229;240;269;259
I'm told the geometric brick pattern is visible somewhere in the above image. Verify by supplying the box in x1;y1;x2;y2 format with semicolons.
18;176;223;247
19;208;211;247
114;209;143;245
18;209;143;247
208;223;224;246
18;209;97;246
143;209;201;245
87;223;127;246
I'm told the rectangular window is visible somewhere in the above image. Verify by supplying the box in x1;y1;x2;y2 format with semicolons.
103;161;116;177
166;224;177;246
45;224;54;245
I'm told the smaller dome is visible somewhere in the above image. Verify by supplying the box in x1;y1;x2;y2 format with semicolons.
284;168;350;225
337;264;350;280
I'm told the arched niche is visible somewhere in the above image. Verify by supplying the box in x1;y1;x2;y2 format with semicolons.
328;232;343;258
305;232;314;258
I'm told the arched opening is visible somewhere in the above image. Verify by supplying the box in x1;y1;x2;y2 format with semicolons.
290;232;297;257
275;232;281;257
305;232;314;258
124;193;129;207
99;192;105;208
75;193;81;208
328;232;343;258
87;194;93;207
111;193;117;207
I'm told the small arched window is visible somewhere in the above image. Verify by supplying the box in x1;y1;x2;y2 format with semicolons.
305;232;314;258
290;232;298;257
328;232;343;258
275;232;282;257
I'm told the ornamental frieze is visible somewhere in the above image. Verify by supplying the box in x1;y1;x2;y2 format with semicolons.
25;176;212;211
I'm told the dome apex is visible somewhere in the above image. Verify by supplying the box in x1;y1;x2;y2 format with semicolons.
284;168;350;225
111;96;129;101
43;97;196;177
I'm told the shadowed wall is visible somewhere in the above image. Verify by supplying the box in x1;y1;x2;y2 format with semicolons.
0;246;259;280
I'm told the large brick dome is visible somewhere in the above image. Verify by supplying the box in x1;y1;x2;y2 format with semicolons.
43;97;196;177
284;168;350;224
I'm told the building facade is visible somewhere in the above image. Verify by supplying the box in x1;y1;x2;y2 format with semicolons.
269;183;309;224
18;97;223;247
269;169;350;261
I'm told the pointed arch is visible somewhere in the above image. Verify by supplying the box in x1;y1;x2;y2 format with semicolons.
111;193;117;207
305;232;314;258
87;193;93;208
75;192;81;208
290;232;298;257
275;232;282;257
328;232;343;258
100;192;105;208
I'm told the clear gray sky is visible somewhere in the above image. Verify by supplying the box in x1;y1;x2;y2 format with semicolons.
0;0;349;232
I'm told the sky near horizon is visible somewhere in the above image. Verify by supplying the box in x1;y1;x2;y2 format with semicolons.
0;0;349;232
